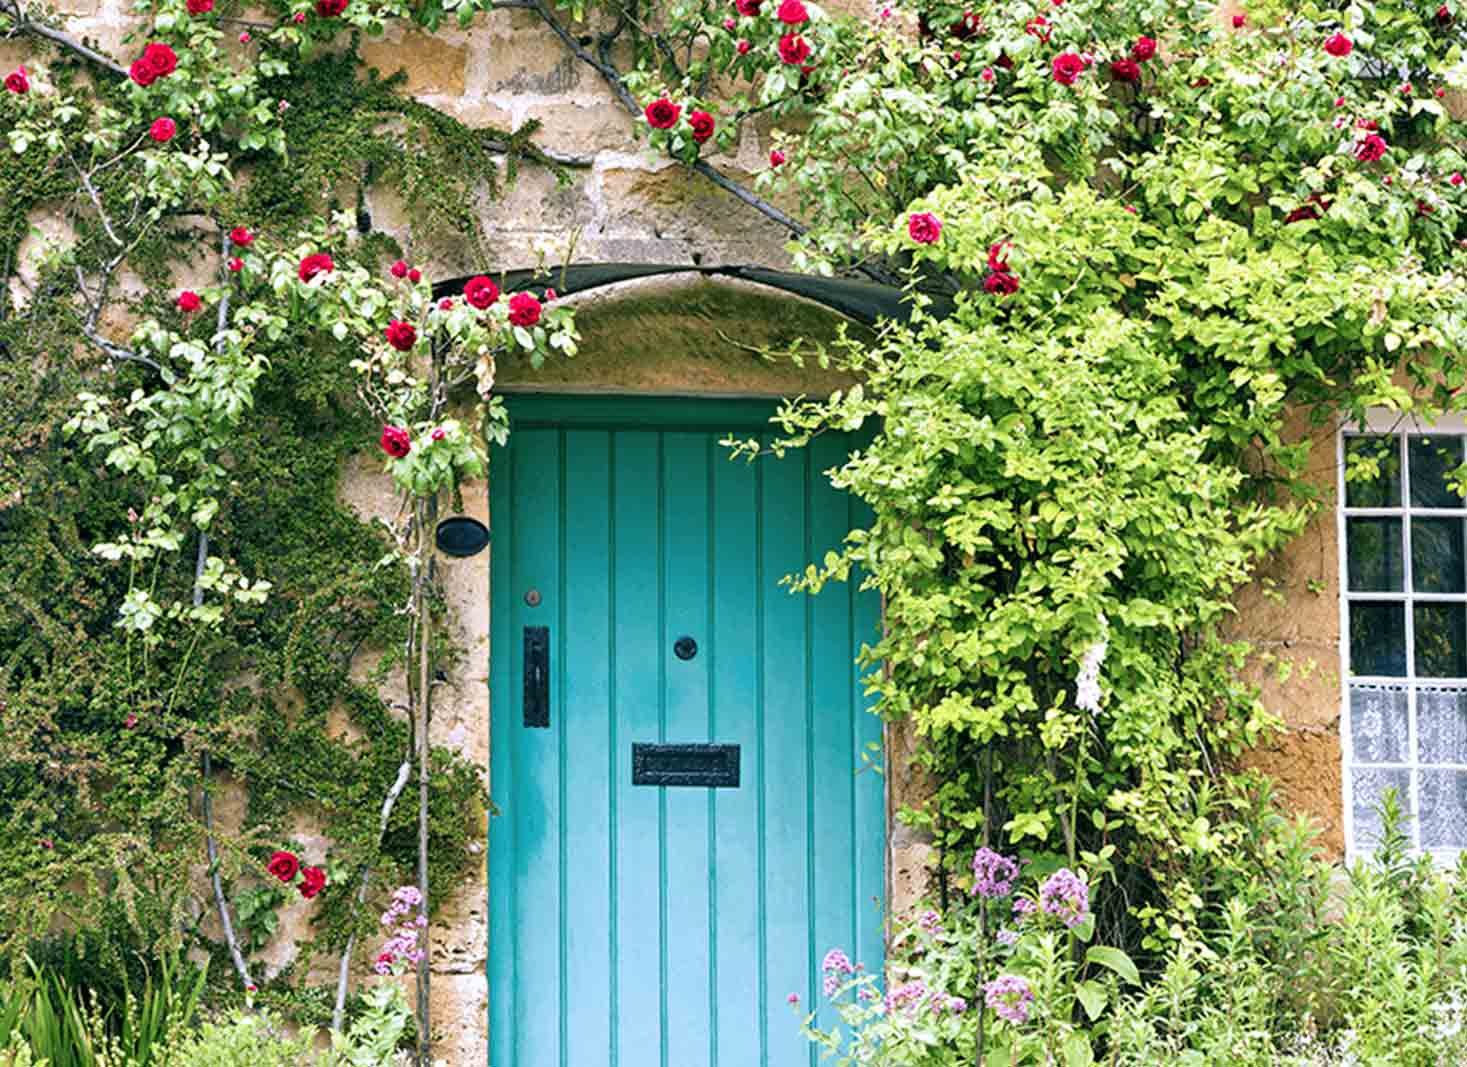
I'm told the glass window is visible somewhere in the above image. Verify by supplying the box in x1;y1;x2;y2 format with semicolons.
1343;425;1467;858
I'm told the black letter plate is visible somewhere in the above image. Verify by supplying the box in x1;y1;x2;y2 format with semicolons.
632;743;740;788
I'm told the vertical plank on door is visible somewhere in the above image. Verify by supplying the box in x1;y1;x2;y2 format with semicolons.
662;432;714;1066
850;490;887;979
759;439;813;1067
711;446;762;1067
808;433;862;1028
488;432;516;1067
613;430;664;1065
508;428;563;1067
562;431;615;1067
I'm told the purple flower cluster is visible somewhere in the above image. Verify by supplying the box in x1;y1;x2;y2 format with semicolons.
821;947;855;996
1039;868;1090;928
971;847;1019;899
983;975;1034;1024
918;909;943;934
996;928;1019;947
373;885;427;975
885;980;927;1014
1012;897;1036;918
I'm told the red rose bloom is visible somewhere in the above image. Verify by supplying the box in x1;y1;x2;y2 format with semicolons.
230;226;254;246
1284;193;1332;224
5;67;28;94
907;212;942;244
1051;52;1086;85
142;42;177;79
1110;59;1140;83
1324;32;1352;57
431;427;446;442
299;866;326;899
384;320;417;352
390;259;408;278
645;97;681;129
1131;36;1157;61
1233;13;1245;27
409;268;421;282
737;39;751;54
267;850;300;882
439;297;454;310
385;320;418;352
984;271;1020;295
950;10;980;39
464;275;499;309
380;425;412;459
987;241;1013;272
1355;133;1388;162
1024;16;1050;41
1451;173;1464;186
149;117;176;142
778;33;812;65
227;257;242;272
1438;4;1454;25
298;252;334;282
735;0;760;14
129;59;156;86
689;110;715;144
176;290;201;312
776;0;808;24
995;53;1014;70
186;0;213;13
770;148;786;166
316;0;348;15
508;291;542;327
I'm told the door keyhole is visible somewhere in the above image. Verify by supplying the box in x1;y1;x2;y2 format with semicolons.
673;636;698;661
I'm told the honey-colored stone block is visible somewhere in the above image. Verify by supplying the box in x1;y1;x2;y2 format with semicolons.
361;29;469;96
1242;723;1345;859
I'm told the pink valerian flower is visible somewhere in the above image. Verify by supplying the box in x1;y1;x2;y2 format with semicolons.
918;909;943;934
971;847;1019;897
1013;896;1037;917
1038;868;1090;927
885;980;928;1014
907;211;941;244
984;975;1034;1024
996;928;1020;946
820;947;855;996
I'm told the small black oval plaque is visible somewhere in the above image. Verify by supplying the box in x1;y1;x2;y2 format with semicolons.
435;516;490;558
673;636;698;661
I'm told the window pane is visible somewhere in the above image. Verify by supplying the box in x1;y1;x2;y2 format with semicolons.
1415;603;1467;678
1349;602;1407;676
1346;435;1401;508
1347;518;1403;591
1419;770;1467;849
1350;685;1408;763
1352;767;1412;849
1418;688;1467;764
1411;518;1465;593
1409;435;1465;508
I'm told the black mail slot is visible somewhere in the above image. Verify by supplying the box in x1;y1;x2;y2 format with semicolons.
632;743;740;788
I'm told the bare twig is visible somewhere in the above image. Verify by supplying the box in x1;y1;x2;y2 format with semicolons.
2;0;129;78
193;531;256;992
332;756;414;1031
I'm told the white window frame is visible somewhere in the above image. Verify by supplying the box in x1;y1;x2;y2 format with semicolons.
1339;408;1467;863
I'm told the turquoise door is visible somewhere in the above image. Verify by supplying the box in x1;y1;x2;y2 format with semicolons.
488;396;884;1067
